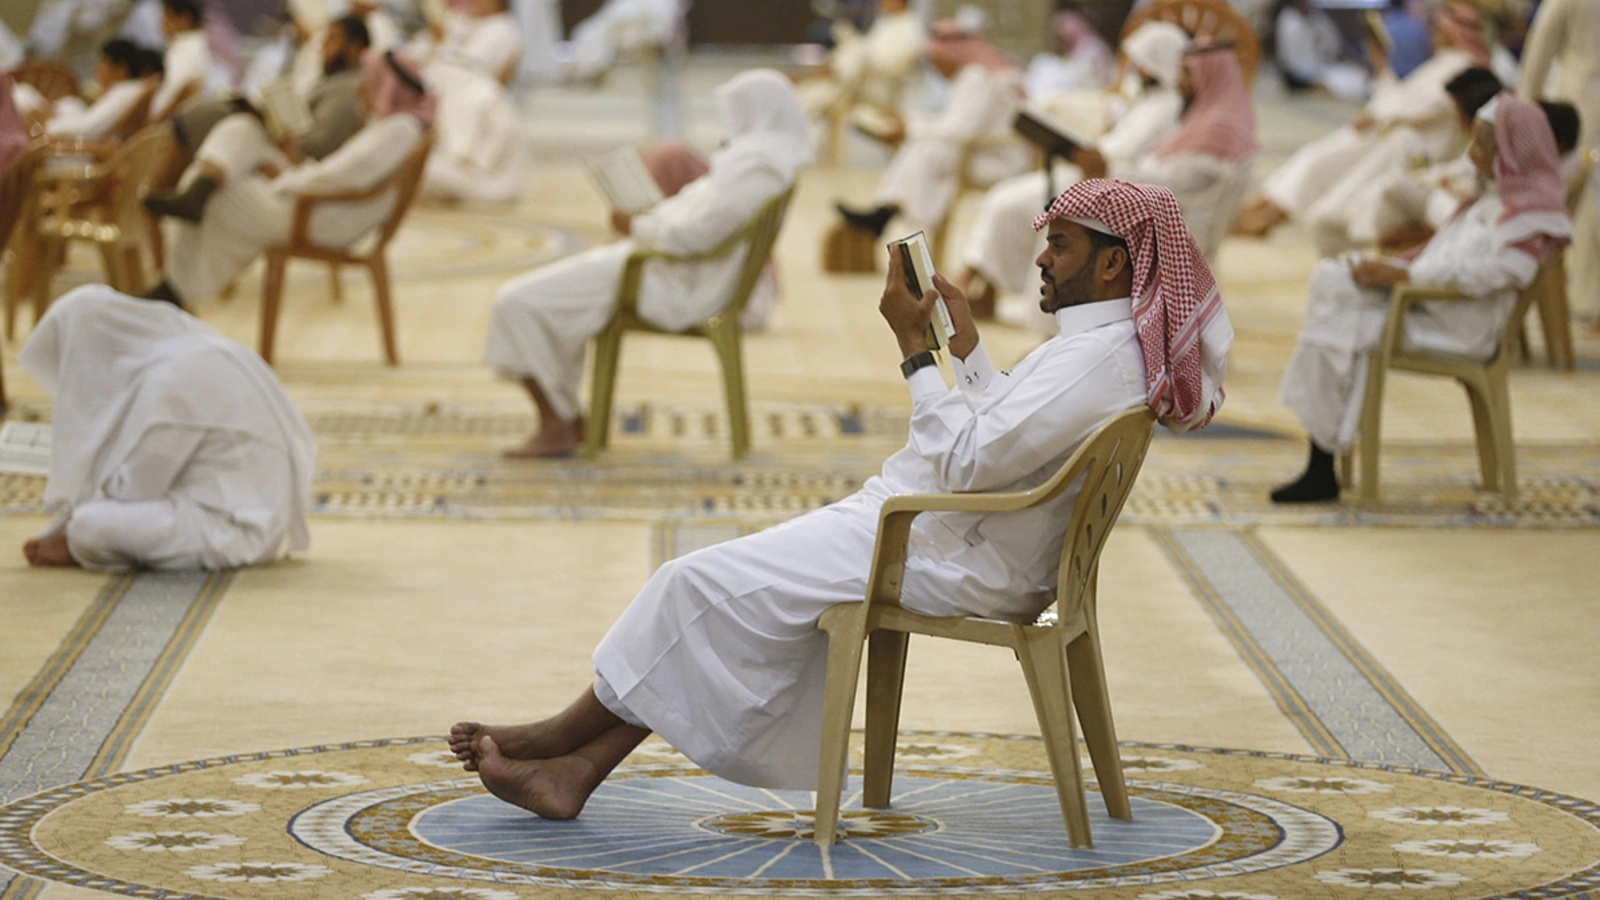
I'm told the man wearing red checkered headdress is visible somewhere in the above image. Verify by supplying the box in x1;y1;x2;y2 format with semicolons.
448;179;1233;818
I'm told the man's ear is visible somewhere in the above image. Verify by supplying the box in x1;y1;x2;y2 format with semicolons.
1099;246;1130;283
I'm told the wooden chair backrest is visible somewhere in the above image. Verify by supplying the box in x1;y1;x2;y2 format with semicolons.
107;125;175;234
369;129;436;252
717;186;795;323
10;60;80;103
0;144;47;251
1050;407;1157;626
1118;0;1260;84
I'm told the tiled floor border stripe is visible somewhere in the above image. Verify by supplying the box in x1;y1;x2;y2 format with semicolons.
1148;527;1348;759
1233;530;1486;777
0;571;231;900
1158;526;1472;772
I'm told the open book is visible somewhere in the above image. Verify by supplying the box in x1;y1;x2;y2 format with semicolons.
258;76;313;142
887;231;955;353
1014;106;1091;159
583;146;666;214
0;421;51;476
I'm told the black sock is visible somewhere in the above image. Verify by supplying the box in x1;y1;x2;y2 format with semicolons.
1270;441;1340;503
836;203;896;237
143;175;219;223
143;280;185;309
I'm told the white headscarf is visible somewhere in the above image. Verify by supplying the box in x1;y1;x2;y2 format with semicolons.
19;286;317;554
709;69;814;186
1121;21;1190;91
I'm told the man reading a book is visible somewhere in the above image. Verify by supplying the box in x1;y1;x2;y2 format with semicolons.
149;14;374;222
447;178;1232;820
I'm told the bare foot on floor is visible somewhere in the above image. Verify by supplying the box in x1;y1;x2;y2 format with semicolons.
477;735;597;819
502;418;584;459
450;721;564;772
23;534;79;568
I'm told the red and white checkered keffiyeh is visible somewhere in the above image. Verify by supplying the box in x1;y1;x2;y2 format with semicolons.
1033;179;1233;433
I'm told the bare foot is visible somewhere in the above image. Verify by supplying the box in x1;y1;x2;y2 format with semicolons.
477;735;598;820
23;534;79;568
450;721;571;772
1231;202;1287;238
502;417;583;459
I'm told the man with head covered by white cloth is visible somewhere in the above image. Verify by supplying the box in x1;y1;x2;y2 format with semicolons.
448;179;1233;820
18;286;317;571
484;69;813;459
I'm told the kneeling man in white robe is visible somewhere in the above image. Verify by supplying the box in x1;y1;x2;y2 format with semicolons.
448;179;1233;818
1272;94;1572;502
19;286;316;571
484;69;811;458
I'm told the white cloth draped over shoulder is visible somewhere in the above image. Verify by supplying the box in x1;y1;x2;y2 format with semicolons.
871;64;1030;230
1262;48;1474;222
164;113;425;303
18;286;316;571
592;300;1148;788
45;79;147;140
484;69;812;422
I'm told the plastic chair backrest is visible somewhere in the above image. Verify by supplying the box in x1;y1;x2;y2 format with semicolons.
1119;0;1260;84
719;186;795;322
1050;406;1156;626
108;125;175;234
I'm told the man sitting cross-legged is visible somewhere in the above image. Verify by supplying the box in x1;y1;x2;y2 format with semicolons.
449;179;1234;818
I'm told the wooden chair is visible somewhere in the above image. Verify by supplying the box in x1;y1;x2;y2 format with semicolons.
9;60;81;104
1117;0;1260;84
1506;146;1593;371
812;406;1157;849
26;125;173;319
2;143;48;340
1340;255;1563;501
259;130;436;366
584;186;795;460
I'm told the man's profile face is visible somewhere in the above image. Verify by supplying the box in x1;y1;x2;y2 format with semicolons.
322;27;347;69
1036;220;1098;314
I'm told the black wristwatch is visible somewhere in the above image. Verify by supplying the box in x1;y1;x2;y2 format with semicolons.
900;350;937;379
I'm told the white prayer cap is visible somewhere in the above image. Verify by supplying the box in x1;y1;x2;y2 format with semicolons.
1122;21;1190;91
1058;215;1121;238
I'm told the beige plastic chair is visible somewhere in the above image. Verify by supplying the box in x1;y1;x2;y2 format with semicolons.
258;129;435;366
812;406;1157;850
1340;255;1562;501
1506;146;1593;371
26;125;173;315
584;186;796;460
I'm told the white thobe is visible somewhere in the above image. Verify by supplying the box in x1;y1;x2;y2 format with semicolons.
424;11;524;82
1280;194;1537;452
165;114;424;303
44;79;146;140
591;299;1148;789
1347;154;1477;246
1519;0;1600;314
153;29;212;120
485;164;788;421
962;87;1184;295
798;11;925;118
514;0;563;83
1262;49;1472;219
569;0;681;81
421;61;525;203
874;65;1031;230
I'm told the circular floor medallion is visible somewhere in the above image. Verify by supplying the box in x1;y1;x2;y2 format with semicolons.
2;735;1599;899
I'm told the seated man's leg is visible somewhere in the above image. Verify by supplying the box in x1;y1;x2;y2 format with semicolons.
485;242;635;457
963;170;1054;296
146;113;284;223
158;178;293;306
60;498;209;571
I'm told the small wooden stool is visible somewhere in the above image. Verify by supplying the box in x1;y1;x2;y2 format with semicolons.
822;221;879;273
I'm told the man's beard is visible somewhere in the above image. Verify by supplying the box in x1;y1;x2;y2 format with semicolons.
1038;264;1096;313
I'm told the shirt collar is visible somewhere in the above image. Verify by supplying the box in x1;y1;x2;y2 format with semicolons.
1055;297;1133;335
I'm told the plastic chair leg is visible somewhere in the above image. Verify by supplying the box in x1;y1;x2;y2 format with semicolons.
583;321;624;457
1487;367;1516;499
1067;615;1129;819
1018;626;1093;849
813;606;870;848
1356;355;1387;502
861;630;909;809
711;326;750;459
1464;376;1500;493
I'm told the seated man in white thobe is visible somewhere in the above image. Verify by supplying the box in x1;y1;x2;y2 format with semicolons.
796;0;925;121
959;21;1190;317
447;178;1233;817
1274;0;1369;102
484;69;812;458
1272;94;1573;503
568;0;683;84
18;286;316;571
1023;10;1115;99
37;39;152;140
157;13;372;183
150;0;212;121
140;49;433;307
835;20;1030;238
1234;1;1490;238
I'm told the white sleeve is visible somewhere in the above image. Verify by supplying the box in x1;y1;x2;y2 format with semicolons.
905;339;1132;493
1409;224;1538;295
1095;91;1182;165
273;116;421;195
1120;153;1232;197
47;87;133;139
152;37;209;116
630;168;785;256
950;341;998;399
912;67;1002;143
